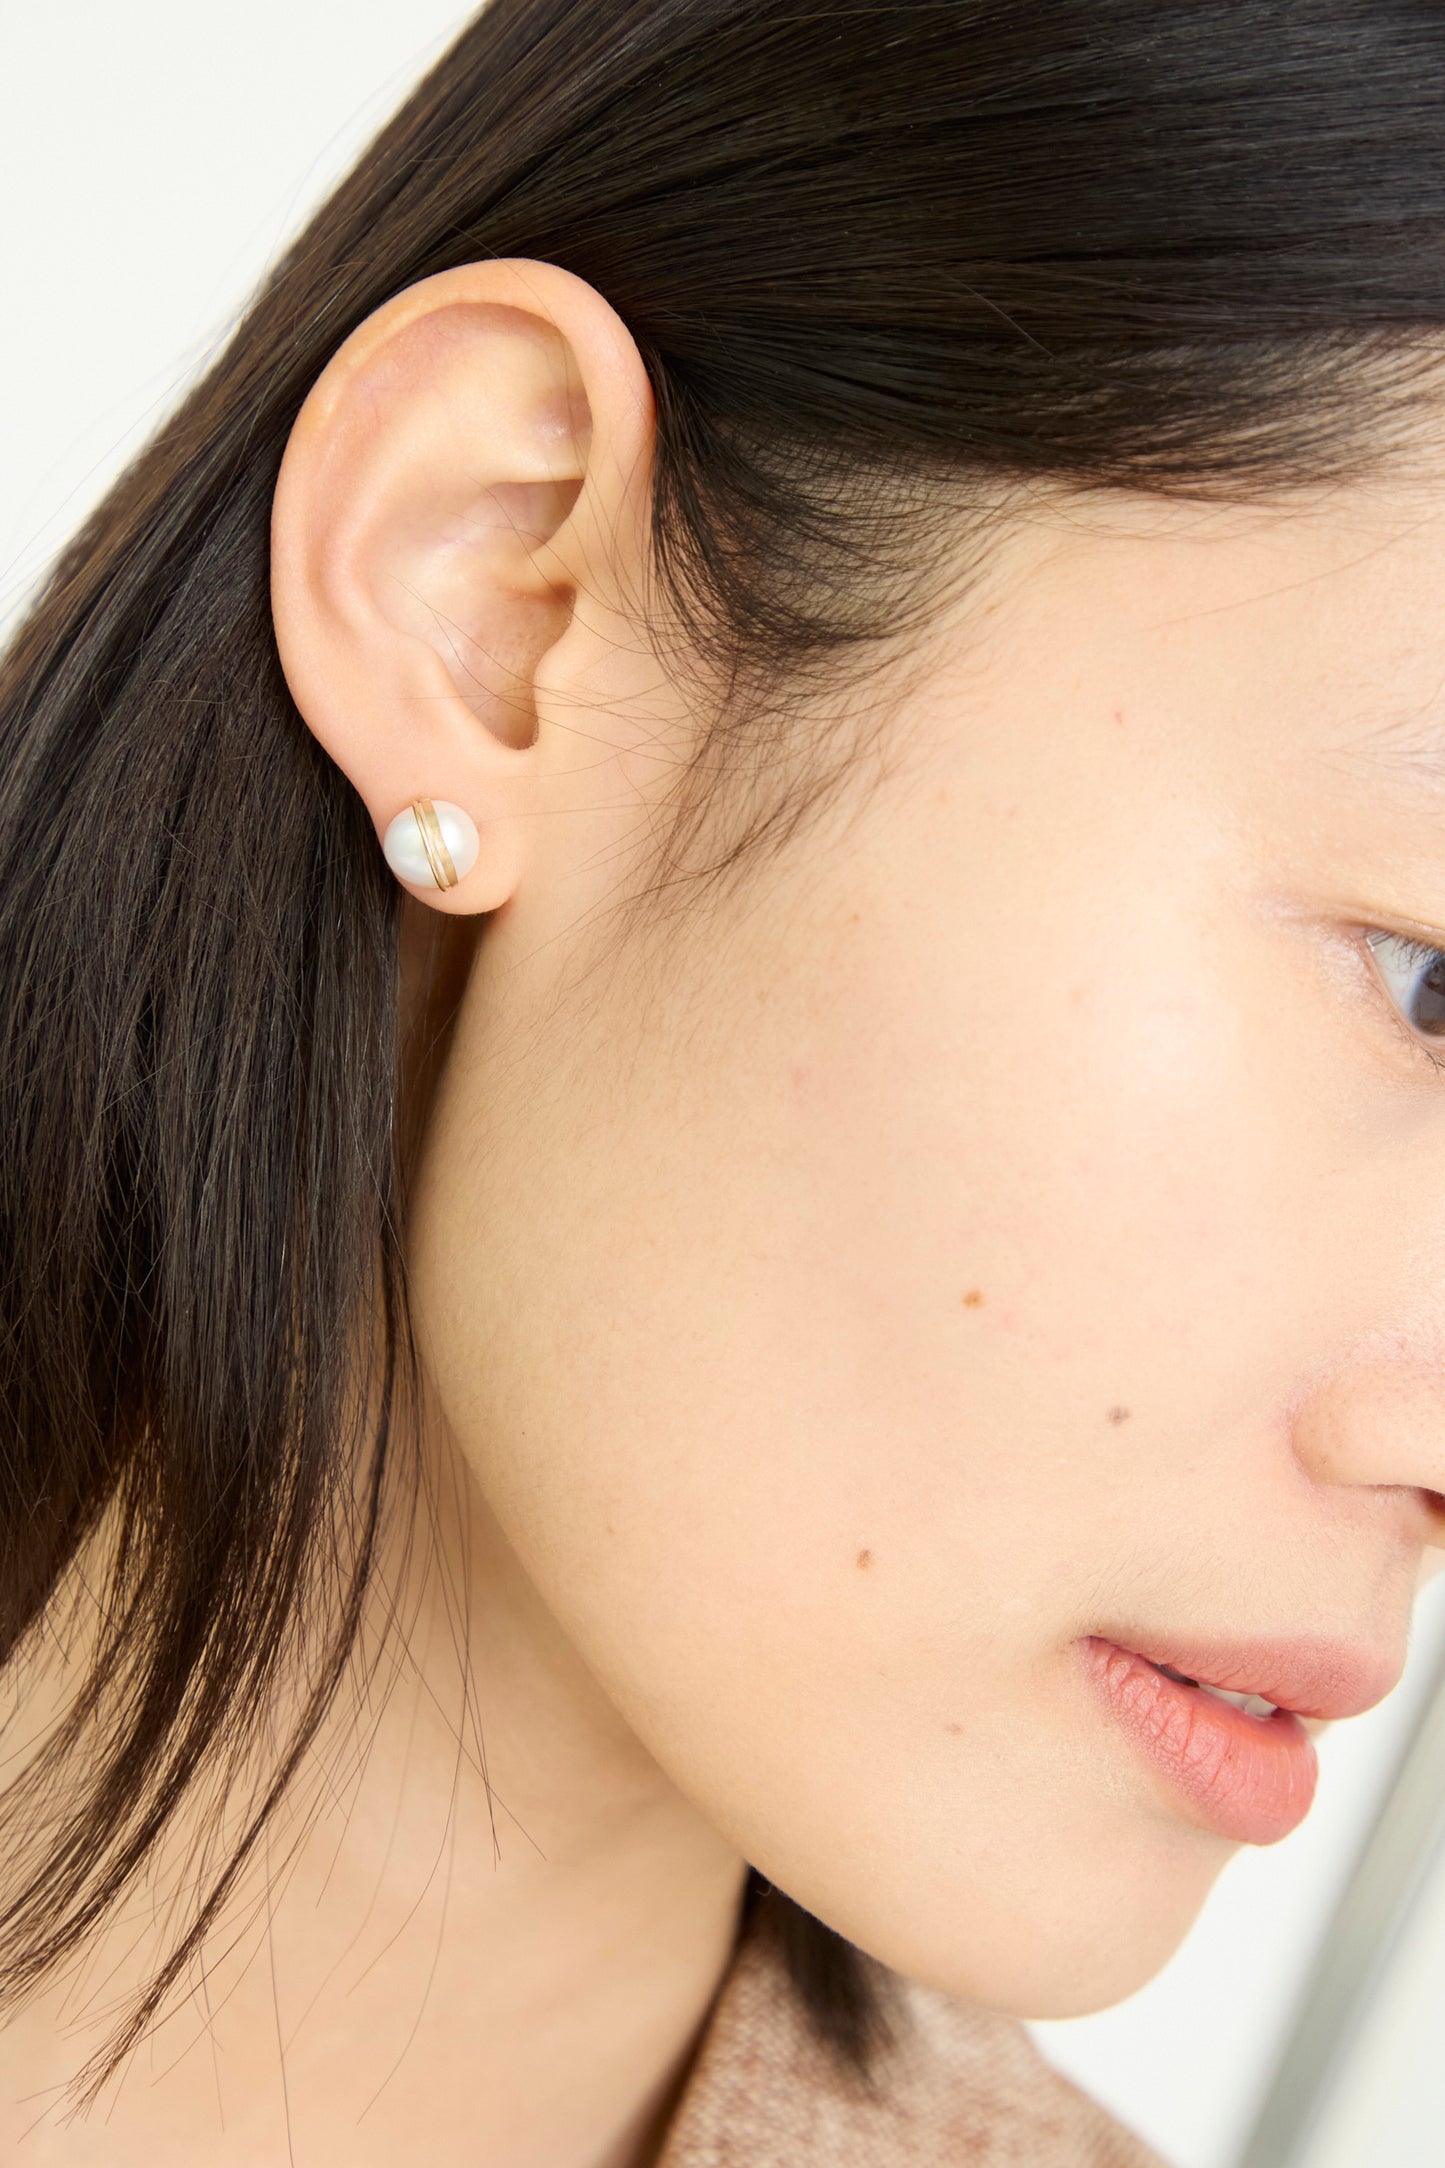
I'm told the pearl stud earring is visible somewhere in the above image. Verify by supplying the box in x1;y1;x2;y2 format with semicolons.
382;798;480;892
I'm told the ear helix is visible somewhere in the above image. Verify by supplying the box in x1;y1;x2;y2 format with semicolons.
381;797;481;892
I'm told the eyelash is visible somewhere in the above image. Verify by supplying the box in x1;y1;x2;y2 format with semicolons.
1362;928;1445;1075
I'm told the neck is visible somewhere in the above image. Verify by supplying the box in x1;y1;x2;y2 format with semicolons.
8;1434;747;2168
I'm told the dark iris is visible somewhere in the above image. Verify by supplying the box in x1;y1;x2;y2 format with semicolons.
1366;931;1445;1041
1413;950;1445;1035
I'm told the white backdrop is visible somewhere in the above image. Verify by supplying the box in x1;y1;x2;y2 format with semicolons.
4;9;1442;2164
0;0;474;636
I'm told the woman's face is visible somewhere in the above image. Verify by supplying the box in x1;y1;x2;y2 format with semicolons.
404;472;1445;2017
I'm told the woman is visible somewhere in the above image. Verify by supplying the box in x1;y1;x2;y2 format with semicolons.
3;1;1445;2159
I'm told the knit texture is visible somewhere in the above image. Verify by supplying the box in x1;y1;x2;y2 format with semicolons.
657;1905;1170;2166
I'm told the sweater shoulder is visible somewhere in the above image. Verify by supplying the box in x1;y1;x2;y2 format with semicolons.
658;1908;1169;2167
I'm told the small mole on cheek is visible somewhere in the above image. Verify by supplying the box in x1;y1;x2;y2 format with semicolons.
1106;1405;1131;1424
961;1289;985;1308
1112;706;1125;726
945;1723;963;1735
855;1548;873;1570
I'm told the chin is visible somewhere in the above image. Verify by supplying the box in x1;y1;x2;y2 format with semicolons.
827;1822;1230;2020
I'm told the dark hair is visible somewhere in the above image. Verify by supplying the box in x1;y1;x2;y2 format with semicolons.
4;0;1445;2107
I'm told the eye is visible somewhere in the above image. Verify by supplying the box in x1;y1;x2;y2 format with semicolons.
1364;929;1445;1045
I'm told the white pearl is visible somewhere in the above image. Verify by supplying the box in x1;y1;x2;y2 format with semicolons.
381;799;480;890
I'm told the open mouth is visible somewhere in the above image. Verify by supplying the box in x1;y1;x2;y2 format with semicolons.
1150;1660;1279;1721
1079;1637;1317;1845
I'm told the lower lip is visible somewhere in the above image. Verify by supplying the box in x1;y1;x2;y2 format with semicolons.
1080;1637;1319;1845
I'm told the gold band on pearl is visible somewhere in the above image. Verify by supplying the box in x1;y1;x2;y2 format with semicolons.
412;797;459;890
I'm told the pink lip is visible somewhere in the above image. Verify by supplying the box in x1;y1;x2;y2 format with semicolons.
1079;1634;1401;1846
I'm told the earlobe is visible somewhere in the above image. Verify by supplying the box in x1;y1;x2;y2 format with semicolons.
269;260;656;916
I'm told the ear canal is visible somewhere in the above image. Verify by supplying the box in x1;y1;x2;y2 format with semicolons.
382;799;481;892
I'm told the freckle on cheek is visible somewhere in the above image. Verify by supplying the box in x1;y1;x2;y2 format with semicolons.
855;1548;872;1570
1106;1405;1131;1424
961;1289;984;1308
946;1723;963;1735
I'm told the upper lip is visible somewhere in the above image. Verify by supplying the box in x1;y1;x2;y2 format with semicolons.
1090;1632;1404;1720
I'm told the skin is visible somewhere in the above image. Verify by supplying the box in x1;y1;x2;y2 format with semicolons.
8;256;1445;2162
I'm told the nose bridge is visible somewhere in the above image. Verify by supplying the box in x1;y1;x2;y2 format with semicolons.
1289;1331;1445;1521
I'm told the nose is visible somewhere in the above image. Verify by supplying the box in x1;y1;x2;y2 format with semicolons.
1290;1349;1445;1550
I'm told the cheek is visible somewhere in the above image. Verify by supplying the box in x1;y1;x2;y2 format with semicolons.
403;805;1308;2013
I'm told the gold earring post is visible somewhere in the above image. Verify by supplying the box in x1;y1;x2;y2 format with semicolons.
412;797;459;890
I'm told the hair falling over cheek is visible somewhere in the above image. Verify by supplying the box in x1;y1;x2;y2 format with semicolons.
3;0;1445;2103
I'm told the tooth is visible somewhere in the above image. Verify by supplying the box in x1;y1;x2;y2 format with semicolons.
1197;1683;1277;1718
1151;1662;1278;1716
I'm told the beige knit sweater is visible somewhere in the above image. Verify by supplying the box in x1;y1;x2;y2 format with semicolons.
657;1903;1170;2167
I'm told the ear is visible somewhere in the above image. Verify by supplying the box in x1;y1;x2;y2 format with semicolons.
269;259;657;914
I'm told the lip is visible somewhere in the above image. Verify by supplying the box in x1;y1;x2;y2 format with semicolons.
1098;1633;1403;1723
1078;1633;1402;1846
